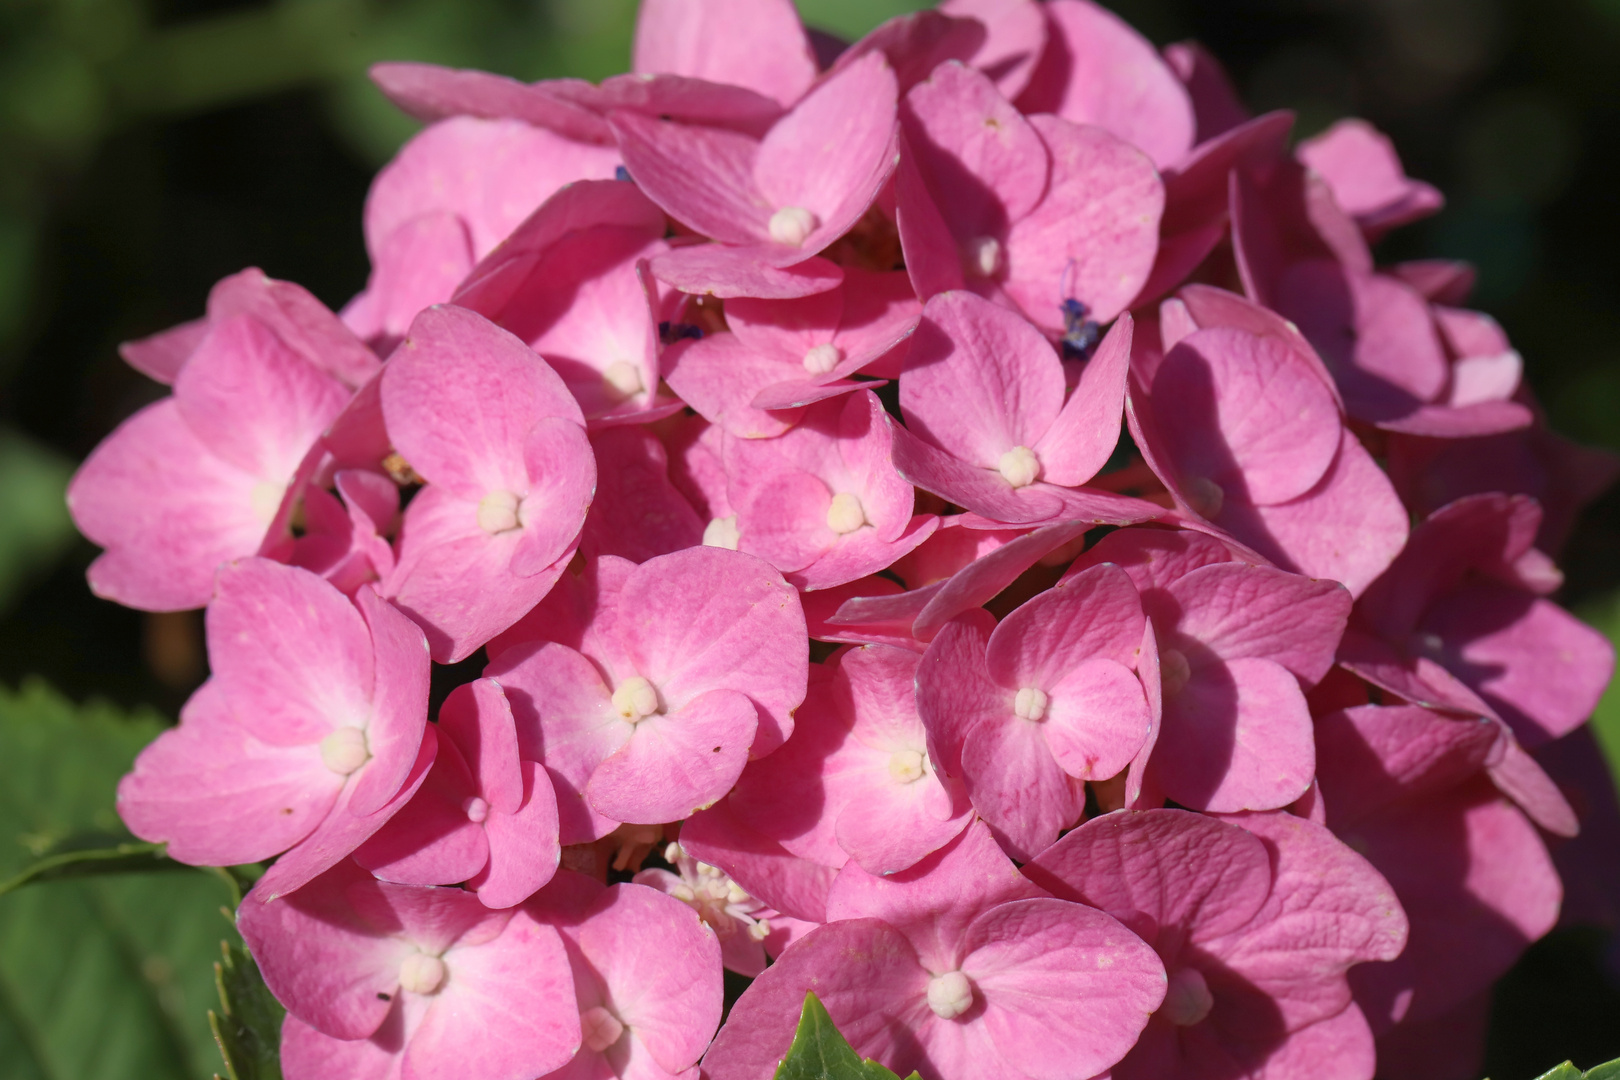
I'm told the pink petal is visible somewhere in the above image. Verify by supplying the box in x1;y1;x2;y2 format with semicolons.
1030;313;1132;486
368;62;611;143
791;515;940;593
889;418;1064;524
939;0;1048;99
632;0;817;108
1163;41;1249;142
665;330;804;438
1167;562;1351;684
1016;0;1195;169
119;316;207;385
1002;116;1163;328
472;760;562;907
349;586;434;816
916;608;1004;777
987;562;1145;686
648;244;845;299
1296;119;1443;235
960;706;1087;859
1155;657;1316;812
1042;657;1151;781
580;427;706;564
281;1012;401;1080
963;897;1167;1080
207;267;381;389
439;678;524;814
679;800;839;923
117;681;339;865
353;733;489;887
513;416;597;577
586;688;757;823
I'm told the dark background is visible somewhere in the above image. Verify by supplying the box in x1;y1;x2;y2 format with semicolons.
1;0;1617;1075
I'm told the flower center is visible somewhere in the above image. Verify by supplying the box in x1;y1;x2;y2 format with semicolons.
580;1005;625;1052
768;206;818;247
826;492;867;535
477;490;522;535
398;953;447;996
702;515;741;550
926;970;974;1019
964;236;1002;278
611;676;660;721
1184;476;1225;518
601;360;644;402
1163;966;1214;1027
888;749;925;784
463;796;489;824
1014;687;1048;721
998;446;1040;489
318;727;370;775
1160;649;1192;697
802;343;842;375
250;481;287;527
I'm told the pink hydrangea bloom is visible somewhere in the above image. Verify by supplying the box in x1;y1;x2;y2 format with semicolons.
487;547;807;838
1026;808;1408;1080
356;678;560;908
917;562;1151;857
377;304;595;662
118;558;433;899
70;289;363;610
241;860;579;1080
705;820;1166;1080
631;0;818;108
730;644;972;876
292;469;399;595
721;391;939;590
893;291;1161;526
1296;119;1443;239
1065;527;1348;812
529;875;724;1080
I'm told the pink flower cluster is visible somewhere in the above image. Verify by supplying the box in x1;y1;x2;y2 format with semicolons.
72;2;1617;1079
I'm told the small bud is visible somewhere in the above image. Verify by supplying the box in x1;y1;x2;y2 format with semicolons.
802;342;842;375
477;490;522;535
601;360;645;401
926;970;974;1019
398;953;448;995
964;236;1002;278
580;1005;626;1052
1160;649;1192;697
1184;476;1224;518
997;446;1040;489
1014;687;1048;721
1163;966;1214;1027
888;749;925;784
703;515;741;550
463;796;489;824
319;727;370;775
612;676;660;721
768;206;818;247
825;492;867;534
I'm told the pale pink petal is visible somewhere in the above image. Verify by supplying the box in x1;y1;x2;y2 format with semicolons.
472;760;562;907
586;688;757;823
350;585;434;816
1042;657;1151;781
281;1011;402;1080
633;0;816;108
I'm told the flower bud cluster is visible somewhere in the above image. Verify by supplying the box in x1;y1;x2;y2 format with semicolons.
72;2;1616;1079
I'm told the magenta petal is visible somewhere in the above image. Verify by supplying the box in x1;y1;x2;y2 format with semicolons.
1297;118;1443;235
632;0;817;108
406;910;579;1080
1487;737;1579;839
1155;657;1316;812
1018;0;1194;169
256;726;439;900
117;682;339;865
350;586;433;816
472;760;561;907
963;897;1166;1080
587;688;757;823
911;519;1090;642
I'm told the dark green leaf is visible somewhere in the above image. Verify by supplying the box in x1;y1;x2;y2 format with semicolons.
0;678;238;1079
773;992;920;1080
1528;1065;1585;1080
208;938;284;1080
1584;1060;1620;1080
0;840;188;897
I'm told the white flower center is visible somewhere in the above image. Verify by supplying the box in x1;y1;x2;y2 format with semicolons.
964;236;1002;277
1160;649;1192;697
1014;687;1049;721
580;1005;625;1052
1163;966;1214;1027
612;676;660;721
601;360;645;402
318;727;370;775
997;446;1040;489
888;749;925;784
802;342;842;375
463;796;489;824
250;481;286;527
477;490;522;534
703;515;741;550
768;206;818;247
1184;476;1225;518
826;492;867;535
926;970;974;1019
398;953;447;996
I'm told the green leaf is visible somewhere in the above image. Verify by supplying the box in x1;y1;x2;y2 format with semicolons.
208;939;283;1080
773;992;920;1080
0;678;239;1080
0;428;75;616
1584;1060;1620;1080
1510;1058;1620;1080
1580;591;1620;787
0;839;186;897
1530;1065;1586;1080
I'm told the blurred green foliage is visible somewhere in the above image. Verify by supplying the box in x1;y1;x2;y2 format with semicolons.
0;428;74;615
0;679;236;1080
